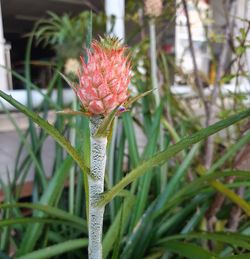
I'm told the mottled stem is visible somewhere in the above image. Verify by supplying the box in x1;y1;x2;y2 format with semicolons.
88;116;107;259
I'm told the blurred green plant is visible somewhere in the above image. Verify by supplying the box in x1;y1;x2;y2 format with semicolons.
35;11;105;60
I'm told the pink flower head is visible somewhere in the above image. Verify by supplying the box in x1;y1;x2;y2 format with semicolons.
76;36;131;115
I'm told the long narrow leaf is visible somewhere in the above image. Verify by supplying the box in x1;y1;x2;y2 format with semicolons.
224;254;250;258
158;232;250;250
99;108;250;206
17;239;88;259
103;195;135;259
0;203;87;230
161;240;216;259
19;157;73;254
0;90;88;174
208;179;250;216
0;218;83;230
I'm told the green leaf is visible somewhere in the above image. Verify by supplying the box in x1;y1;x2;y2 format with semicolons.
156;195;210;237
95;91;154;138
103;195;135;259
207;130;250;175
0;65;61;109
0;217;82;230
160;240;216;259
120;202;156;259
155;143;200;210
161;170;250;216
95;109;117;137
0;203;87;230
236;46;246;56
16;239;88;259
76;10;93;222
84;11;92;60
181;203;208;234
158;232;250;250
0;101;47;189
98;108;250;206
224;254;250;259
130;104;163;227
57;108;89;116
82;116;90;222
58;71;77;91
124;89;153;109
206;179;250;216
0;90;88;174
122;112;139;168
18;157;74;254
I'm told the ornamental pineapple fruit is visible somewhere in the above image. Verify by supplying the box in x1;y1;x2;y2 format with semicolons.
76;36;131;115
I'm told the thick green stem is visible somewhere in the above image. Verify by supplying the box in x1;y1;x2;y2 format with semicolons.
88;116;107;259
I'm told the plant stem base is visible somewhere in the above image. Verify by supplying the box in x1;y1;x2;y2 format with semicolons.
88;116;107;259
